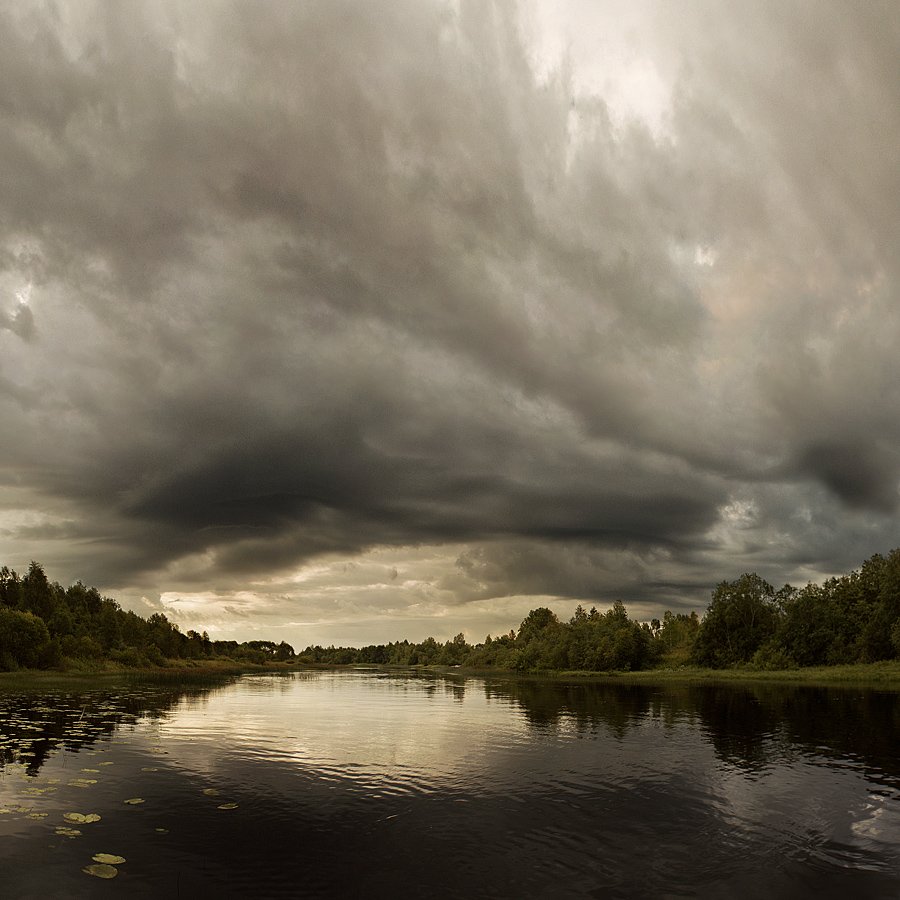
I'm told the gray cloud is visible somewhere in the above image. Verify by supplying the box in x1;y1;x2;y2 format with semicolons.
0;300;35;341
0;0;898;640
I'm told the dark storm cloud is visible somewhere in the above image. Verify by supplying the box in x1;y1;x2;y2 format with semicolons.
797;441;900;513
0;0;898;619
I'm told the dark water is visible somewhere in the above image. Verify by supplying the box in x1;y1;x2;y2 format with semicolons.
1;671;899;898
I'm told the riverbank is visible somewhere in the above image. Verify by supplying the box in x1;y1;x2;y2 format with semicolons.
0;657;300;690
419;660;900;687
5;658;900;690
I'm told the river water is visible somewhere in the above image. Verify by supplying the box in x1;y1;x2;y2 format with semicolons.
1;670;899;898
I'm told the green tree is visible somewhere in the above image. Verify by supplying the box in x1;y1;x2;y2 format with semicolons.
0;607;51;669
861;548;900;661
517;608;560;643
828;554;887;662
275;640;295;661
693;574;779;668
656;611;700;665
98;598;123;652
770;583;840;666
23;561;55;621
0;566;22;608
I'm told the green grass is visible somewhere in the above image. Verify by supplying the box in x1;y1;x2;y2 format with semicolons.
0;657;300;691
518;660;900;687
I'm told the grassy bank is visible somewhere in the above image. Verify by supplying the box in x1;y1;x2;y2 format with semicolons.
424;660;900;688
0;657;300;690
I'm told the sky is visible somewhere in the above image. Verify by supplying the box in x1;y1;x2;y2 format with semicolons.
1;0;898;648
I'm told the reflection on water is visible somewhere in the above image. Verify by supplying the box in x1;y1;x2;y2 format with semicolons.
0;681;230;776
1;671;899;898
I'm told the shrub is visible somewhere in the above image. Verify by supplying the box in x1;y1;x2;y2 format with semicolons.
0;607;51;668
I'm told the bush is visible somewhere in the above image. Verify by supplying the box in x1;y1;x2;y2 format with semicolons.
75;635;104;659
750;644;797;671
0;607;51;668
144;644;166;666
109;647;149;668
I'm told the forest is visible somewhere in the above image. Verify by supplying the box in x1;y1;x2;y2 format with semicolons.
0;561;295;671
2;549;900;673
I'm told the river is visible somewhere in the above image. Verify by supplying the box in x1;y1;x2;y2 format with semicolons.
1;670;899;898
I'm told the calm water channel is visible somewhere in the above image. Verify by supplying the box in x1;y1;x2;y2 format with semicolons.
1;670;899;898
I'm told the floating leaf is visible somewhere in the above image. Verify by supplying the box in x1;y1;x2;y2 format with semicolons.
93;853;126;865
123;798;144;805
55;827;81;837
80;768;100;774
202;788;219;796
154;827;169;834
98;762;114;767
27;812;49;819
83;863;118;879
141;767;159;773
63;812;101;824
217;803;238;810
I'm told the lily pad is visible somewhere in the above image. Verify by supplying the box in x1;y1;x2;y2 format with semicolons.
202;788;220;796
123;798;145;805
83;863;118;879
63;812;101;824
217;802;238;810
55;826;81;837
154;827;169;834
93;853;126;865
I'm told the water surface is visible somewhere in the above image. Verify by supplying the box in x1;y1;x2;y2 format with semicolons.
1;670;899;898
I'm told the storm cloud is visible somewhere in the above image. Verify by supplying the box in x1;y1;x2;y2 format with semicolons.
0;0;898;644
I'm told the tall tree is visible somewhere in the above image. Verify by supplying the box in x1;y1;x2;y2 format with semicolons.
692;574;778;668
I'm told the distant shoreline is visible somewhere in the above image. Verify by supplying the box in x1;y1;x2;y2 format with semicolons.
332;659;900;688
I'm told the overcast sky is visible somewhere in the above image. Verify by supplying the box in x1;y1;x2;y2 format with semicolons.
1;0;898;647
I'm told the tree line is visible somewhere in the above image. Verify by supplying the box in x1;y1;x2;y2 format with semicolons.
299;548;900;672
0;561;295;671
4;548;900;673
